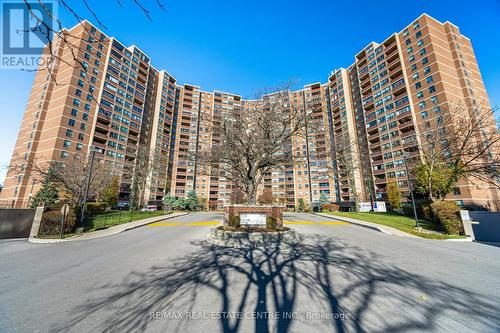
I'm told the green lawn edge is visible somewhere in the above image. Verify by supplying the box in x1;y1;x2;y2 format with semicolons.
85;210;173;231
325;212;466;240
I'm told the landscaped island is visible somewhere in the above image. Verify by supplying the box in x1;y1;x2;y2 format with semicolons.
207;205;300;248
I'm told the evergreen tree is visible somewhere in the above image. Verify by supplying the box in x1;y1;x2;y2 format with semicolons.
185;190;199;211
30;169;59;208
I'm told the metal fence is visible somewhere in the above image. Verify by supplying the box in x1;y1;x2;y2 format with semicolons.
82;209;170;231
36;204;170;238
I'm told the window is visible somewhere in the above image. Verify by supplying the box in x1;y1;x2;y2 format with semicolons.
429;85;436;93
78;133;84;140
411;64;417;71
68;119;76;127
75;89;82;97
405;39;411;45
420;111;428;119
415;82;421;89
409;55;415;62
416;31;422;38
422;57;429;65
453;187;461;195
417;91;424;99
73;99;80;107
78;80;84;88
419;48;426;56
66;129;73;137
71;108;78;116
76;143;83;151
80;123;87;130
426;76;433;84
63;140;71;148
423;66;431;75
82;113;89;121
413;22;420;30
431;96;438;104
412;73;419;80
417;40;424;47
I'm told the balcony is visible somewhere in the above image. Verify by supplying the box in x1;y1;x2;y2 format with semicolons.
397;108;412;121
360;76;371;89
388;60;401;73
361;85;372;96
93;131;107;141
391;77;406;95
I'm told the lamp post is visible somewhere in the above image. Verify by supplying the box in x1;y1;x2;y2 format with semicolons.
79;145;101;228
402;151;418;227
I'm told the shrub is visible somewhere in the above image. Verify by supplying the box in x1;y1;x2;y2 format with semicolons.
230;216;240;228
266;216;276;230
322;203;339;212
419;204;432;221
85;202;109;214
430;201;464;235
39;204;76;236
297;198;305;212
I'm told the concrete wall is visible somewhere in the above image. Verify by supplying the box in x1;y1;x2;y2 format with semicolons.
0;209;36;239
469;212;500;243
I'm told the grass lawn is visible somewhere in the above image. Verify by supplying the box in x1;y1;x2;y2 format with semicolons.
86;210;172;231
327;211;466;240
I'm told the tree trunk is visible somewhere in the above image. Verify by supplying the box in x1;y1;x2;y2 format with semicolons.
247;181;257;205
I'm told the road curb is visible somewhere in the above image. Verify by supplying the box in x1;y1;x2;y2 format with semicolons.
311;212;393;235
443;237;473;242
28;212;190;244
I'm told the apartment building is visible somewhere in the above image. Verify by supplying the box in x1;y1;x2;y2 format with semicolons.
1;14;498;210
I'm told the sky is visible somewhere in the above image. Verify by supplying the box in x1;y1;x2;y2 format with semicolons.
1;0;499;184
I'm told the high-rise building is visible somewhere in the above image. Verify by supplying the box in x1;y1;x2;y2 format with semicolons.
1;14;499;211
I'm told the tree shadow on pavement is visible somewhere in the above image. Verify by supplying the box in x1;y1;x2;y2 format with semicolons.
52;234;500;333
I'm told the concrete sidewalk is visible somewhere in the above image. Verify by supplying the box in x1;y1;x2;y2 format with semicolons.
313;212;421;238
29;212;189;244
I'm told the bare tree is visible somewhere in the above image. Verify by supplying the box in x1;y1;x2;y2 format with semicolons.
196;85;322;205
129;144;164;209
11;152;112;207
414;103;500;201
257;189;275;205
